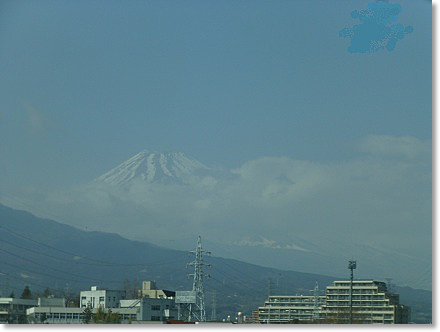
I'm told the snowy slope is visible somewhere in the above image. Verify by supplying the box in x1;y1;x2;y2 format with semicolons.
95;150;211;186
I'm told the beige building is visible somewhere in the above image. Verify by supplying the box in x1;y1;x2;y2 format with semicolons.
139;281;175;299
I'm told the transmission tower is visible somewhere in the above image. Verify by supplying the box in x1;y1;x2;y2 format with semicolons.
187;235;211;322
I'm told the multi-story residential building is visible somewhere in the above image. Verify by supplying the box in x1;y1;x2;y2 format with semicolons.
321;280;410;324
255;280;410;324
244;310;260;324
257;295;326;323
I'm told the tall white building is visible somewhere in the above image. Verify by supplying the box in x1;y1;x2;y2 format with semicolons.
80;286;126;309
321;280;410;324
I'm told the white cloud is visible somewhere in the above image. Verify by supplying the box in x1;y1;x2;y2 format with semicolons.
6;134;431;249
359;135;431;159
2;134;431;288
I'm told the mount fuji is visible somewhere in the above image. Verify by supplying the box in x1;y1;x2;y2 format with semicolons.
95;150;214;187
82;149;431;292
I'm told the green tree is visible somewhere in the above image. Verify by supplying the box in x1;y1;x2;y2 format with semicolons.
82;304;93;324
40;313;47;324
92;306;122;324
106;309;122;324
43;288;52;298
93;305;106;324
20;286;32;299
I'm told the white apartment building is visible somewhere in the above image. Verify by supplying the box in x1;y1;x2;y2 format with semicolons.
257;295;326;323
321;280;410;324
255;280;410;324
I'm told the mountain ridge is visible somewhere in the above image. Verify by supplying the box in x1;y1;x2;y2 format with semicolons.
0;203;431;323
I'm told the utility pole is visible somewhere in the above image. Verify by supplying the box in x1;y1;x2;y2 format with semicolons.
187;235;211;322
348;260;357;324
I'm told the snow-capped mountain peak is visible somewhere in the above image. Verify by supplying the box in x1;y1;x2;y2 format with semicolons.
95;150;211;186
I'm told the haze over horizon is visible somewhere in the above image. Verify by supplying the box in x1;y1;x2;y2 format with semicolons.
0;0;431;290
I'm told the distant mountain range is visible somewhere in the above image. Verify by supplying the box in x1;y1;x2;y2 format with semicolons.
0;204;432;323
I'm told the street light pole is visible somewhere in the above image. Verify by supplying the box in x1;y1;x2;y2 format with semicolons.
348;260;357;324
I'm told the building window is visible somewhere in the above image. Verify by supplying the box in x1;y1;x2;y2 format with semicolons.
151;305;161;311
151;316;161;321
99;297;105;302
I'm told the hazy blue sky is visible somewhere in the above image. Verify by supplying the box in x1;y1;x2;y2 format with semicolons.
0;0;431;190
0;0;432;288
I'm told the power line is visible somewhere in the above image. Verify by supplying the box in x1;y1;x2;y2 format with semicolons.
0;270;76;295
210;266;257;292
215;259;268;287
0;224;182;268
0;255;121;285
0;235;184;268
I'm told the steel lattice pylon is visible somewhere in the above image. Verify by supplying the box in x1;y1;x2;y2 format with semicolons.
187;235;211;322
